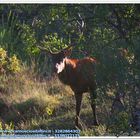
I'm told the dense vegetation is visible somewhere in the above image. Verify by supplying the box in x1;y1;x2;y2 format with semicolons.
0;4;140;136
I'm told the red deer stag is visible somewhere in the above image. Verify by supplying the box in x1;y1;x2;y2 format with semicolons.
38;46;99;128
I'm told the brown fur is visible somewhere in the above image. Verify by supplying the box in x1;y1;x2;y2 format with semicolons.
52;52;99;128
38;46;99;128
58;57;97;93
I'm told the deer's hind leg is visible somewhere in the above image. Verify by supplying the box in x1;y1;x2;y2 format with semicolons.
89;88;99;126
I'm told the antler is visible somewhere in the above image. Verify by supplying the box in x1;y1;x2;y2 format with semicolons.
37;46;48;51
37;46;61;54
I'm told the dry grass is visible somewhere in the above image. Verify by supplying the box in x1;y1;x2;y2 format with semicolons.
0;68;131;136
0;69;76;129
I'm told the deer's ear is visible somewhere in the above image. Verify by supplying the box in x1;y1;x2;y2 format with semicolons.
63;47;72;57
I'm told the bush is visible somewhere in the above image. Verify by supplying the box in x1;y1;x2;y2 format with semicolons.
0;121;14;135
109;111;130;135
0;47;21;74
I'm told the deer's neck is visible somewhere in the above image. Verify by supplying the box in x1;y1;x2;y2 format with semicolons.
56;58;74;85
55;58;66;74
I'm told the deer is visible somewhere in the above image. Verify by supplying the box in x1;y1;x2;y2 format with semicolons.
38;46;99;128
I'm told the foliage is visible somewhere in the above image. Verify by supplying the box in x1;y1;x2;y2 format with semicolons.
0;4;140;136
0;10;21;57
42;33;69;52
8;55;21;72
0;121;14;135
0;47;7;66
109;111;130;135
20;23;38;56
0;47;21;74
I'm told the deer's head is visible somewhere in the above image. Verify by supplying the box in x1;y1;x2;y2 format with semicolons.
37;46;72;73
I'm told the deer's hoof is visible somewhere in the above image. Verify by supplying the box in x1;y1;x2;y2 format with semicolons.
93;120;99;126
75;123;83;130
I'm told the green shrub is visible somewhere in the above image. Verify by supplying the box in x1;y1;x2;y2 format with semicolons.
0;47;21;74
0;121;14;135
42;33;68;52
0;47;7;70
20;23;38;55
8;54;21;73
109;111;130;135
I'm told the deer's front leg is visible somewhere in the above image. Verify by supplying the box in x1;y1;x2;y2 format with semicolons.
74;93;83;128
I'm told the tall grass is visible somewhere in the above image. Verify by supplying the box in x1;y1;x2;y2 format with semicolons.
0;67;74;129
0;11;22;56
0;67;133;136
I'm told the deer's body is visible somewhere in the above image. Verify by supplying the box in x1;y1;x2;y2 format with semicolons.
53;53;99;128
57;57;97;93
38;46;99;128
